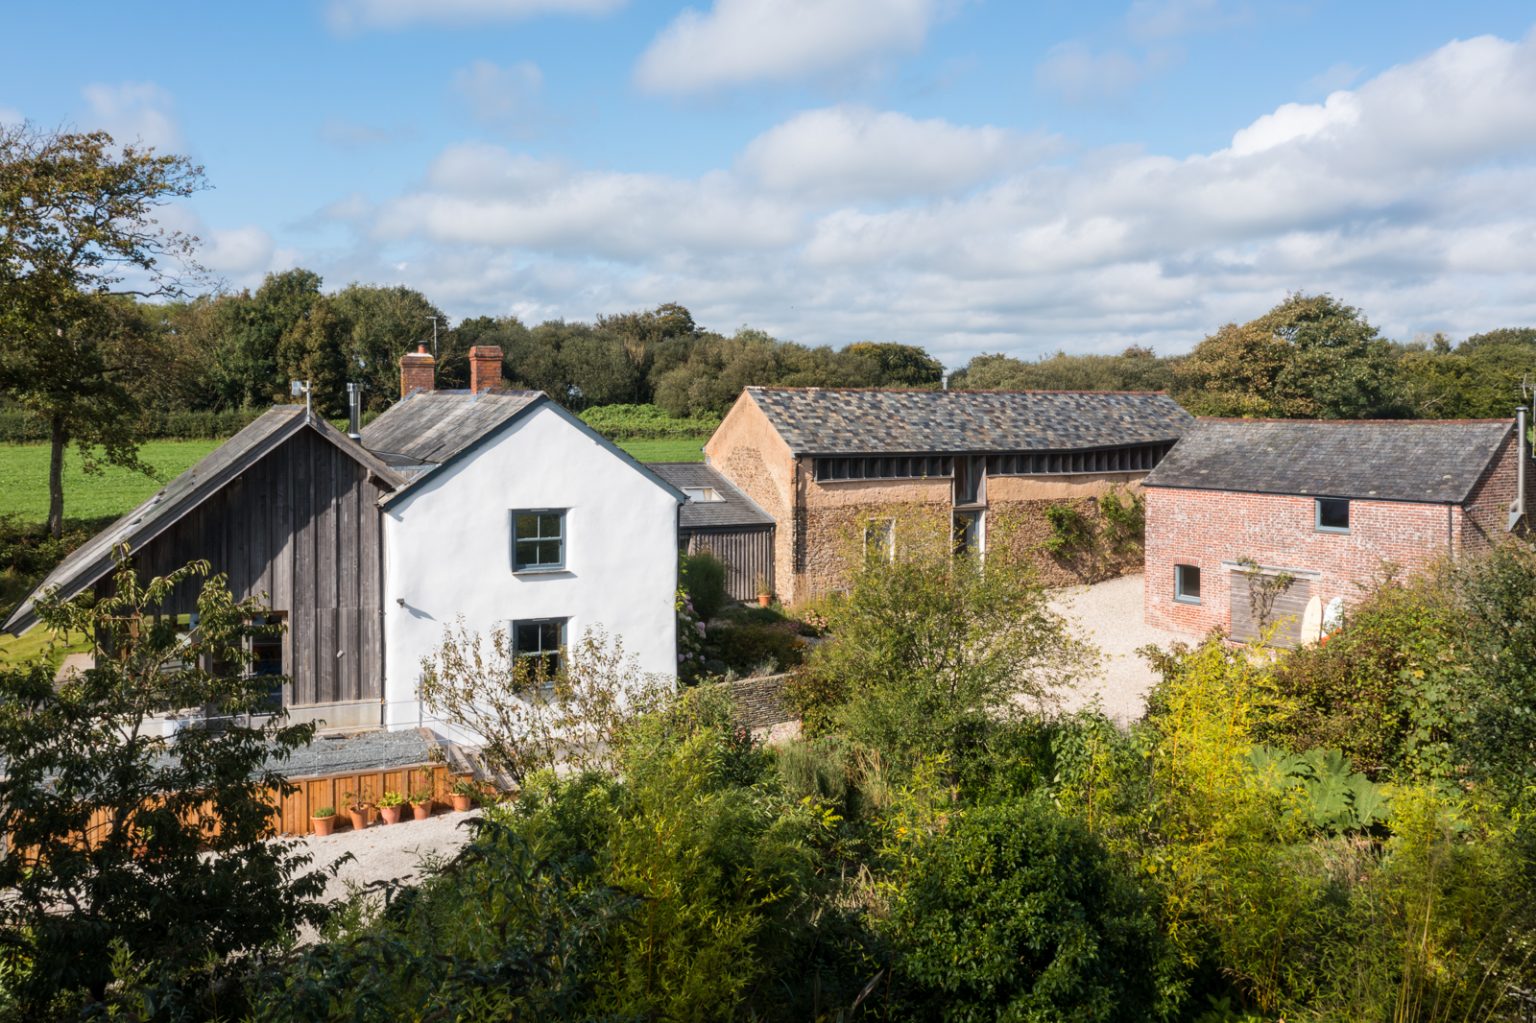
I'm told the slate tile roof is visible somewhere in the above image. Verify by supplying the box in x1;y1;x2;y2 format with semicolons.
647;463;775;530
1142;419;1514;503
360;389;544;469
745;387;1192;455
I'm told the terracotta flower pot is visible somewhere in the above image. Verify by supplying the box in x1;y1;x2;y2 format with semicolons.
347;807;368;831
379;805;404;825
757;593;772;607
451;794;473;812
312;815;336;837
413;801;432;820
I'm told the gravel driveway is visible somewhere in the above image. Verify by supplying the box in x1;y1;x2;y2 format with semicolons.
293;806;483;906
1047;573;1184;724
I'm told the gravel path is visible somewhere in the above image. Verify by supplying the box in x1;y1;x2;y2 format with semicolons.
294;806;483;904
1047;573;1185;724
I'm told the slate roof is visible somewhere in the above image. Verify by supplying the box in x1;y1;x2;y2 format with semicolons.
4;408;404;634
1142;419;1514;503
745;387;1192;455
647;463;775;530
360;389;544;472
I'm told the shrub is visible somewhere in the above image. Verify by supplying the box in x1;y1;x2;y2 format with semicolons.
882;795;1161;1021
815;546;1091;772
1042;502;1094;555
706;620;805;675
680;551;729;621
577;403;722;440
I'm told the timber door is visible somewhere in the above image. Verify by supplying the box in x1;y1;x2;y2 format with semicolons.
1229;568;1312;648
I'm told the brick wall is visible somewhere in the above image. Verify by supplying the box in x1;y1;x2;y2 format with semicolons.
1144;487;1466;637
705;394;799;600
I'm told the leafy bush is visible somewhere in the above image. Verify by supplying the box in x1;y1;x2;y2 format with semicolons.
1097;487;1145;552
1042;502;1094;555
882;795;1162;1021
577;402;722;440
0;403;265;443
814;546;1091;771
705;620;805;675
680;550;729;621
0;554;330;1015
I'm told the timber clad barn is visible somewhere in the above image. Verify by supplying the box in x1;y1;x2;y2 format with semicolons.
704;386;1193;605
1142;417;1536;645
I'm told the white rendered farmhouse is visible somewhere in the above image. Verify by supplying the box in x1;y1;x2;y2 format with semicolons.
362;346;683;734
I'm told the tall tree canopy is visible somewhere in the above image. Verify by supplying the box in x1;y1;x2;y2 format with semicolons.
0;125;205;534
1174;293;1406;419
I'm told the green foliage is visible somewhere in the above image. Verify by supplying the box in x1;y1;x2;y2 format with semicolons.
953;345;1175;393
1043;501;1094;555
578;402;722;440
1247;746;1389;832
680;550;729;621
882;795;1162;1021
0;438;221;532
0;552;331;1014
1176;292;1407;419
1097;487;1145;552
703;620;806;676
812;546;1090;772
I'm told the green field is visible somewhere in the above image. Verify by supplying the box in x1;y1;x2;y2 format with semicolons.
0;434;706;529
0;439;222;526
616;436;708;462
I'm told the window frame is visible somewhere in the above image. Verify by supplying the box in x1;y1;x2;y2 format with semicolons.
1314;498;1350;534
1174;563;1202;605
511;616;568;680
511;508;568;573
863;517;896;564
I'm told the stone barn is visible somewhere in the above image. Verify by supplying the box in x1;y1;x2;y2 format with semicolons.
703;386;1192;605
1142;416;1535;646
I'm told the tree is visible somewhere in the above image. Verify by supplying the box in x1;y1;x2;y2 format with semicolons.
0;125;206;535
842;341;944;388
329;283;445;411
808;547;1091;770
0;553;331;1014
276;297;349;417
1175;293;1405;419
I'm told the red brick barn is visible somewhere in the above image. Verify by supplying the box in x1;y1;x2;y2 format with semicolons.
1142;417;1534;645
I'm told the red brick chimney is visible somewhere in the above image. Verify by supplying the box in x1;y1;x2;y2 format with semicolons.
469;346;504;394
399;342;435;398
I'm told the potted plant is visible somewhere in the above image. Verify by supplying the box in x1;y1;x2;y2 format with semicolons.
377;790;406;825
343;791;371;831
450;779;478;812
410;787;434;820
756;574;773;608
311;805;337;837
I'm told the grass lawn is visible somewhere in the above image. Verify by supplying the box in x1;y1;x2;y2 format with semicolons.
0;439;222;526
617;437;708;462
0;625;89;669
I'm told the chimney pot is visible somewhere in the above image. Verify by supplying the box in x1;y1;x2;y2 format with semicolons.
469;345;504;394
399;345;436;398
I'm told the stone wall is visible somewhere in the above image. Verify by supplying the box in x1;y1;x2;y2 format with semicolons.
718;672;792;730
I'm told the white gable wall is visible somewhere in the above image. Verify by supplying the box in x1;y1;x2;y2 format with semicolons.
380;402;679;733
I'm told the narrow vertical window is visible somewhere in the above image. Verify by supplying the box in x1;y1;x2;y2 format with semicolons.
1174;564;1201;604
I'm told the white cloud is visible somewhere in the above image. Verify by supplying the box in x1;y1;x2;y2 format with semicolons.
202;226;278;278
452;59;543;132
81;82;182;151
738;105;1044;199
635;0;941;94
327;0;622;32
0;107;22;127
315;28;1536;366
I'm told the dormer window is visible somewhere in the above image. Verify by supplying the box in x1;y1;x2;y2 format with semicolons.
682;486;724;503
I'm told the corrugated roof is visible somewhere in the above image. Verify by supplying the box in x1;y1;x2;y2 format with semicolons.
360;389;544;466
647;463;775;530
746;387;1192;455
4;408;403;635
1142;419;1514;503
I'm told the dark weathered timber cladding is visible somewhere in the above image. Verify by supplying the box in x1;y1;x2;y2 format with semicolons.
133;428;388;707
684;528;774;602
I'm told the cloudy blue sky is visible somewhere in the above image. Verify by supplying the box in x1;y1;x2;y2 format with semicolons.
4;1;1536;367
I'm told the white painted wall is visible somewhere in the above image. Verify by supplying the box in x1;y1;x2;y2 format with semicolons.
381;402;680;734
